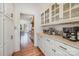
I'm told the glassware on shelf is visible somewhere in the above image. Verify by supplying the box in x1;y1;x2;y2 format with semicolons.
55;8;59;14
41;13;44;24
71;7;79;18
52;11;54;16
55;3;59;8
52;5;54;11
63;11;70;19
45;9;49;23
71;3;79;8
63;3;70;11
51;16;54;22
55;15;59;20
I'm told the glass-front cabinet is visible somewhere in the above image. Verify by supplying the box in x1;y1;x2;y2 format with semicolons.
54;3;59;21
41;3;79;26
71;3;79;18
51;3;59;22
51;4;54;22
45;9;49;24
63;3;70;19
41;13;44;24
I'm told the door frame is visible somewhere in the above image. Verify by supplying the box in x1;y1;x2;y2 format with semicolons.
20;13;35;50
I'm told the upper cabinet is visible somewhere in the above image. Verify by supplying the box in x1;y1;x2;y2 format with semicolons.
51;3;59;22
71;3;79;18
41;13;44;24
54;3;59;21
41;3;79;26
45;9;49;24
51;4;54;22
63;3;70;19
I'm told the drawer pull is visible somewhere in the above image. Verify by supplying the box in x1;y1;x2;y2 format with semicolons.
52;49;56;52
59;46;67;50
46;39;50;42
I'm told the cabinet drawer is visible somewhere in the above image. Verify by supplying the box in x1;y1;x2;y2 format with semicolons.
55;40;79;56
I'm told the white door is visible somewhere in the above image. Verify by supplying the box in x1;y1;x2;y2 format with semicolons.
3;16;14;56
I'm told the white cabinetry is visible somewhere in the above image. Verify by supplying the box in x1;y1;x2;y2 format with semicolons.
37;34;79;56
41;3;79;26
0;3;14;56
3;16;14;56
44;38;53;56
55;40;79;56
4;3;14;18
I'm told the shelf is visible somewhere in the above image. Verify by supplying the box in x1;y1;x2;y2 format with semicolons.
71;5;79;10
41;17;79;27
53;13;59;17
71;3;79;9
63;11;70;19
63;9;70;13
51;11;54;16
54;7;59;10
55;8;59;14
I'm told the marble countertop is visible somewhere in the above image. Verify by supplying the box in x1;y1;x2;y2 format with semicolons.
37;32;79;49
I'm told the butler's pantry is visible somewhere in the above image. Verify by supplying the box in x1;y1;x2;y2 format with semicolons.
0;3;79;56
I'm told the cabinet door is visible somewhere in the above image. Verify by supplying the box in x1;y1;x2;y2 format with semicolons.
4;3;13;17
71;3;79;18
0;47;3;56
41;13;44;24
4;42;10;56
38;35;42;50
44;38;55;56
45;9;49;24
63;3;70;19
3;16;14;56
44;38;50;56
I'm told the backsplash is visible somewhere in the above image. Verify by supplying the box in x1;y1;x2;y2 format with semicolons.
42;22;79;31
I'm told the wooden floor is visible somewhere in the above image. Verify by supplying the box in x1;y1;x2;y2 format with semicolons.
13;32;44;56
13;46;44;56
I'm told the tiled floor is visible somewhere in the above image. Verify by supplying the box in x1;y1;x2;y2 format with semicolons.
13;32;44;56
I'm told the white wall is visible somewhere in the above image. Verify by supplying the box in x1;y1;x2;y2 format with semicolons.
13;3;42;52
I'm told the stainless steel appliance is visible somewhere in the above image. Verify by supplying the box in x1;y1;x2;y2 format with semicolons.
63;27;79;41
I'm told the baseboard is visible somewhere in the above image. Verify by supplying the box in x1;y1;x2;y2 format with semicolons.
37;46;45;56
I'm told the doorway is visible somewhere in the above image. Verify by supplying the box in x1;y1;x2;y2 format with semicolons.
20;13;34;50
